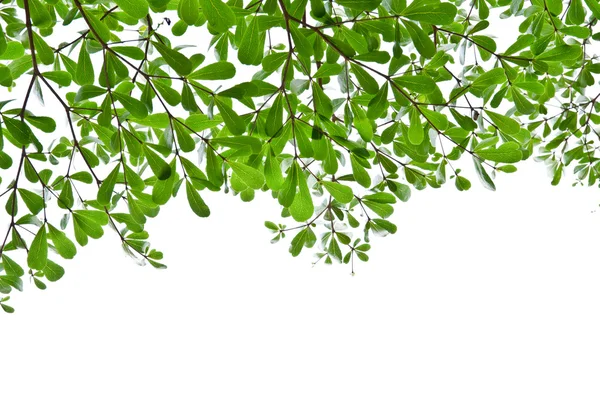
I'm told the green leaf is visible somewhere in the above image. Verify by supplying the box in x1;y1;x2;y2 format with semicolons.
43;260;65;282
363;200;393;218
112;46;145;60
473;159;496;191
84;10;111;43
73;210;107;242
472;68;506;89
455;175;471;191
76;210;109;225
152;41;193;75
400;2;457;25
566;0;586;24
32;32;54;65
229;161;264;189
264;149;285;190
29;0;51;27
371;219;397;235
485;110;521;136
363;192;396;203
178;0;200;24
97;163;120;205
408;110;424;145
584;0;600;19
123;165;145;191
265;221;278;231
238;17;263;65
504;34;535;55
314;63;343;78
265;94;284;137
28;225;48;270
289;167;314;222
188;61;236;80
475;142;523;163
367;82;389;120
47;224;77;259
262;52;288;73
74;85;106;102
420;107;448;130
312;82;333;118
393;74;436;94
211;136;262;153
76;44;94;86
350;64;379;94
402;19;435;58
113;92;148;119
290;24;313;57
0;24;7;58
278;161;298;207
350;154;371;188
173;121;196;152
2;255;24;277
537;45;582;61
58;180;74;209
42;70;71;87
354;51;391;64
18;188;44;215
26;115;56;132
114;0;149;19
214;97;246;135
3;116;32;145
342;26;369;54
152;167;176;205
186;113;221;132
155;81;181;106
185;181;210;217
1;274;23;292
511;87;535;115
200;0;236;33
321;181;353;203
336;0;382;11
513;81;545;94
143;144;171;180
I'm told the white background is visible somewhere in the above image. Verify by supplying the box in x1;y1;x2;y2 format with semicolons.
3;161;600;396
3;5;600;397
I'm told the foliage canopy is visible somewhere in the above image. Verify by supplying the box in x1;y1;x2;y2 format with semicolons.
0;0;599;312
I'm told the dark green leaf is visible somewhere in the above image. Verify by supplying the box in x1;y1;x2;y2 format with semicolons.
485;110;521;136
189;61;236;80
76;44;94;86
321;181;353;203
214;97;246;135
113;92;148;119
229;161;264;189
185;181;210;217
48;224;77;259
289;167;314;222
143;144;171;180
350;64;379;94
115;0;149;19
476;142;523;163
178;0;200;25
238;17;264;65
152;41;193;75
200;0;236;33
97;163;120;205
336;0;382;11
18;188;44;215
402;19;435;58
28;225;48;270
401;3;457;25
